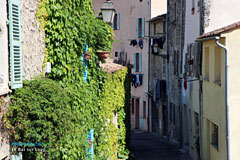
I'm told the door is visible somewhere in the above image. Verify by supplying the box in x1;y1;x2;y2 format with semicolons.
162;105;167;136
135;99;140;129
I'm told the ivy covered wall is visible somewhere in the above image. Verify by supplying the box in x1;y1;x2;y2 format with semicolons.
5;0;131;159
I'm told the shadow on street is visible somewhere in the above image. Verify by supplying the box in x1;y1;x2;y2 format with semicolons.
129;131;191;160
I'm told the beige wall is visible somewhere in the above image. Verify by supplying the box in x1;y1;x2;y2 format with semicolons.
205;0;240;33
202;39;227;160
222;28;240;160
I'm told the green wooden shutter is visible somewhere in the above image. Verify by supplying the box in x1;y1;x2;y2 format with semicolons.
9;0;22;89
139;53;142;72
117;13;120;30
136;19;139;38
142;17;145;37
134;53;136;72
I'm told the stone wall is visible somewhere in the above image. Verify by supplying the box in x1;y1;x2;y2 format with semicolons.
167;0;186;143
20;0;45;80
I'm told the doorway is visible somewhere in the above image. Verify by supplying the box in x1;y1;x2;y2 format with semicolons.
135;99;140;129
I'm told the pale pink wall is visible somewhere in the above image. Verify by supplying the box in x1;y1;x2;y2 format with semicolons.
93;0;150;131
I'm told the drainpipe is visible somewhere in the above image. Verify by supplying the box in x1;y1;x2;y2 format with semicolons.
148;0;151;133
199;0;204;159
179;0;183;147
215;36;230;160
166;5;170;140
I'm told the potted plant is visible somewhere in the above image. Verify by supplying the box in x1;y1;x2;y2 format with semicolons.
96;50;110;60
84;50;92;60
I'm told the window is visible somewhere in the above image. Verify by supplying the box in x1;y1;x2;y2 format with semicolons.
143;101;146;118
214;47;221;85
173;50;179;76
154;23;156;34
134;53;142;72
112;13;120;30
136;17;145;37
120;52;124;64
211;123;219;149
204;47;209;80
115;52;118;57
131;98;134;114
192;0;195;14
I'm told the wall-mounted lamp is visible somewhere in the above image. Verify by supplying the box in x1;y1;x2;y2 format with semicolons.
100;0;116;24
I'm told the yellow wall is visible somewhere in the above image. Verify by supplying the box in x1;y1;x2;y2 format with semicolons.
202;39;227;160
222;28;240;160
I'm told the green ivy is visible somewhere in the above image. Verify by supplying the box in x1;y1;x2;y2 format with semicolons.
5;0;131;159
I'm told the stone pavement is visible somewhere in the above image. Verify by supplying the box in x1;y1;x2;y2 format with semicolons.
129;131;191;160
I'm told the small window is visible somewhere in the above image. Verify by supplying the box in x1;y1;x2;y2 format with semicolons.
204;47;209;80
214;47;221;85
112;13;120;30
134;53;142;72
136;18;145;37
115;52;118;57
173;50;179;76
143;101;146;118
131;98;134;114
154;23;156;34
211;123;219;149
192;0;195;14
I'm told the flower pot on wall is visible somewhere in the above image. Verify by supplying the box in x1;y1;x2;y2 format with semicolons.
96;51;110;60
84;54;91;60
84;51;92;60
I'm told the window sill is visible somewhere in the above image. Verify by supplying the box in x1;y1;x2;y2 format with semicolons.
213;81;221;86
211;142;219;151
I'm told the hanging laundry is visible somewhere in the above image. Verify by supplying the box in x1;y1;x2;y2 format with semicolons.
130;40;137;46
138;39;143;49
150;38;153;46
131;74;143;88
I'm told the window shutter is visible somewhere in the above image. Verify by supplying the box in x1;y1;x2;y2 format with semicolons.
9;0;22;89
82;45;88;82
139;53;142;72
136;19;139;38
111;14;115;29
142;17;145;37
117;13;120;30
134;53;136;72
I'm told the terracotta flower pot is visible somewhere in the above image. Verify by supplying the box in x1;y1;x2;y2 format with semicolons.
96;51;110;60
84;54;91;60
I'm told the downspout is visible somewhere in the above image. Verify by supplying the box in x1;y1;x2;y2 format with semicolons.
215;36;230;160
148;0;151;133
179;0;183;147
199;0;204;159
166;3;170;140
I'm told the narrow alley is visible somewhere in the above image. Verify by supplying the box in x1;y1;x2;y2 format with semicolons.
130;131;191;160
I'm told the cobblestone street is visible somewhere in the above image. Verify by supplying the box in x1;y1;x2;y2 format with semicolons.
130;131;191;160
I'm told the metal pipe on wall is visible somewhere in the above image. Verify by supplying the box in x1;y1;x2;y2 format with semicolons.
215;36;230;160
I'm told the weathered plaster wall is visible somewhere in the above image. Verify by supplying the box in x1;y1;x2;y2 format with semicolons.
223;28;240;160
20;0;45;80
0;0;10;95
204;0;240;33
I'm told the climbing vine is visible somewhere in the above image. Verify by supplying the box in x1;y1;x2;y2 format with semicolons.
5;0;131;159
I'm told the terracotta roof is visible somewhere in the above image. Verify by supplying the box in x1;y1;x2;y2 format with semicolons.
100;58;125;73
198;21;240;39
